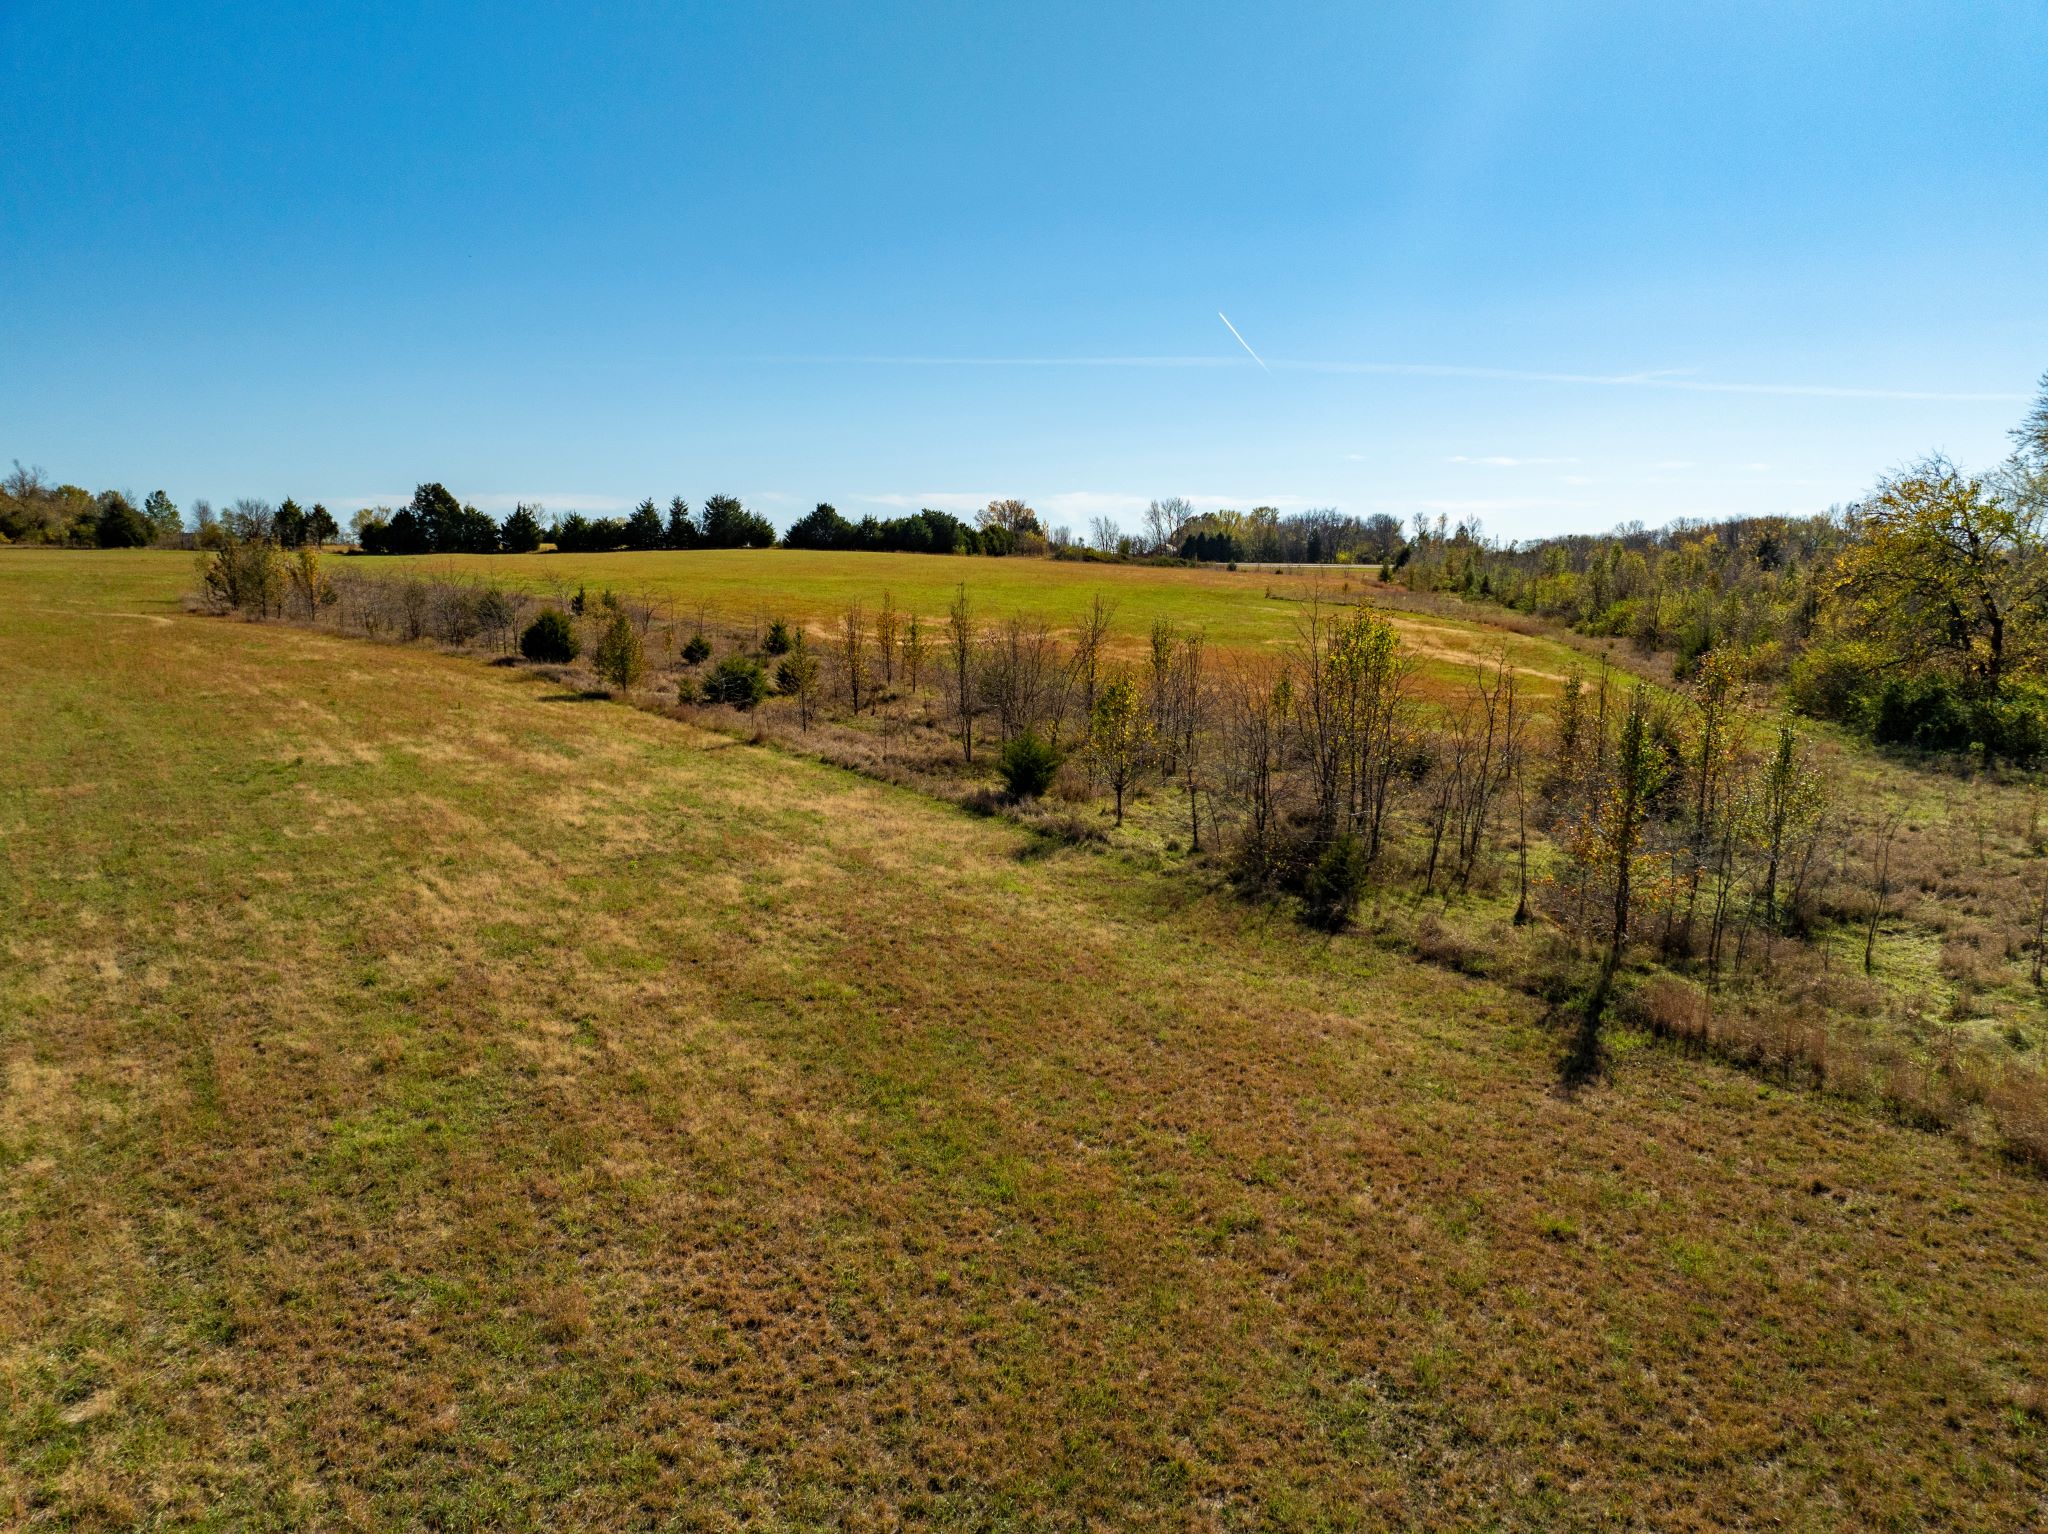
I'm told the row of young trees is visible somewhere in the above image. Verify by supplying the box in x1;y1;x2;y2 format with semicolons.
195;539;2048;1161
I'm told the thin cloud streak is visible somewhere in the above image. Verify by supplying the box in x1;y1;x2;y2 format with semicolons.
1218;312;1270;373
857;490;1325;517
765;353;2025;402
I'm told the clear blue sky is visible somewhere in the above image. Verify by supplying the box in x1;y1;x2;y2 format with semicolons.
4;1;2043;541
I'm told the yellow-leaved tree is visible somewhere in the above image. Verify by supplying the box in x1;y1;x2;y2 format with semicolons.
1827;456;2045;697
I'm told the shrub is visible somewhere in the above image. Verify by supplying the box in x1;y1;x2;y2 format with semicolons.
1873;674;1972;753
1976;689;2048;766
681;632;712;665
764;619;793;655
594;610;646;691
520;608;579;663
997;729;1061;799
1302;833;1370;930
702;655;769;710
199;537;285;616
1787;642;1879;725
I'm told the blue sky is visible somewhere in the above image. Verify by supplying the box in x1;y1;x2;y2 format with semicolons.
3;1;2043;541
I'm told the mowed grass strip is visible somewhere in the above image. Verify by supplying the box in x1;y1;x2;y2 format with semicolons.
2;549;2045;1530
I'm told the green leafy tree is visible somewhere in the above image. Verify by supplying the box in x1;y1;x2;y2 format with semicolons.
1748;721;1826;929
142;489;179;541
665;497;699;548
1089;670;1151;826
776;631;821;727
595;609;646;691
1828;457;2044;698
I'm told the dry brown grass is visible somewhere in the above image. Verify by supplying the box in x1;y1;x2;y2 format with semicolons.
5;550;2048;1530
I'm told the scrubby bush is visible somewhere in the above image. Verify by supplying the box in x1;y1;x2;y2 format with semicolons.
764;619;793;655
1873;674;1973;753
520;608;579;663
702;655;769;710
997;729;1061;799
681;631;712;665
1302;833;1370;930
199;537;285;616
1976;685;2048;765
1787;642;1879;725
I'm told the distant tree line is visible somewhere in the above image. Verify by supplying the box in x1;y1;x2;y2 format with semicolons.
783;503;1012;555
2;463;187;548
1170;506;1409;566
4;460;1420;572
1395;371;2048;765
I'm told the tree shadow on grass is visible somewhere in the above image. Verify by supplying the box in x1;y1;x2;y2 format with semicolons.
1556;963;1616;1095
537;689;612;702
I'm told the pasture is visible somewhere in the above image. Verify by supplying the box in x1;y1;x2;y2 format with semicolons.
3;548;2046;1528
358;547;1593;694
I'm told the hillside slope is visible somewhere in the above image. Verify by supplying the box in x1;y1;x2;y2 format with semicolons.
3;552;2044;1530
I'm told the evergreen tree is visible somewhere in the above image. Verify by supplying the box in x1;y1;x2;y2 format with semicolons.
625;498;665;550
499;503;544;553
304;504;340;548
665;496;698;548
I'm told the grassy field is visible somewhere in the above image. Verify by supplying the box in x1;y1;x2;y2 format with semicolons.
5;549;2048;1529
357;547;1594;694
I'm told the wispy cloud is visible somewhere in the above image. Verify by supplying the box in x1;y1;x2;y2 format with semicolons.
856;489;1326;517
1420;497;1568;513
767;353;2026;403
1446;454;1581;467
333;490;635;513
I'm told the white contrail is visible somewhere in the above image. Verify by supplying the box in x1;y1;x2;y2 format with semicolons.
1218;312;1269;373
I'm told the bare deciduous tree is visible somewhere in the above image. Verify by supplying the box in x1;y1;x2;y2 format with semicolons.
839;601;870;713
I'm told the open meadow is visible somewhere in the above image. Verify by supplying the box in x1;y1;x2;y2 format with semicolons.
359;548;1591;698
4;548;2046;1529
